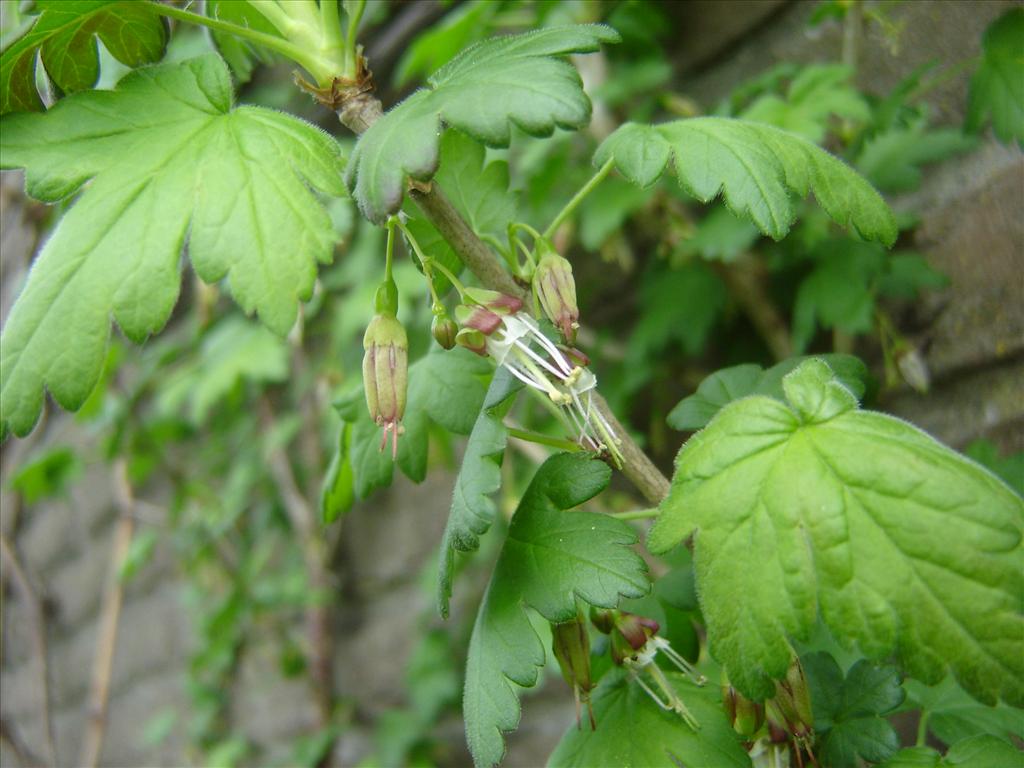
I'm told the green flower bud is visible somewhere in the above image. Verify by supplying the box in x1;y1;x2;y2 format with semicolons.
431;315;458;350
723;685;765;740
765;657;814;743
552;614;596;730
533;246;579;343
362;313;408;458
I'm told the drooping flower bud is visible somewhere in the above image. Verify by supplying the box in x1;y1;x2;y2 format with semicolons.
551;614;596;730
431;315;458;350
723;685;765;740
765;657;814;743
362;304;407;459
533;244;579;343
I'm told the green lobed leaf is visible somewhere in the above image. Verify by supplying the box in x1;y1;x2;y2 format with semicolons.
880;735;1024;768
547;669;752;768
346;24;619;223
1;0;168;114
803;653;904;767
740;64;870;144
594;117;897;244
856;122;978;193
904;676;1024;747
0;54;345;437
437;370;520;618
333;348;492;498
648;359;1024;707
667;354;869;431
966;8;1024;145
463;453;648;767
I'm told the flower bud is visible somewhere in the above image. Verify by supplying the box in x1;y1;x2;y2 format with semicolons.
765;657;814;743
431;315;458;350
533;246;579;343
362;313;408;458
723;686;765;740
551;615;596;730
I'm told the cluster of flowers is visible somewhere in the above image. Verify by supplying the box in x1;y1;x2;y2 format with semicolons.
362;243;622;463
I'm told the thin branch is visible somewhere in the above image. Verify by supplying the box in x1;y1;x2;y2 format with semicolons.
712;256;793;362
80;458;136;768
0;534;57;768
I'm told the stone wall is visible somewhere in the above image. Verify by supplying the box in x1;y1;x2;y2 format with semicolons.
1;2;1021;767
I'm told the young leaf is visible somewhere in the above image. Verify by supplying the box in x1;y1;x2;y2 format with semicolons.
437;371;520;618
463;453;648;767
648;359;1024;707
594;118;897;244
803;653;905;767
345;24;619;223
966;8;1024;145
547;669;752;768
0;54;345;437
1;0;168;114
667;354;868;431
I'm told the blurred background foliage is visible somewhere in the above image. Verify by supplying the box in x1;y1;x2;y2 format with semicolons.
0;1;1021;767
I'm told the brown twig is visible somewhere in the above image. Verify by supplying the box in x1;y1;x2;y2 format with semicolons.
0;534;57;768
336;96;673;506
79;458;136;768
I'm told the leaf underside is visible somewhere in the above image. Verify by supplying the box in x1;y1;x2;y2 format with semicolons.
345;24;619;223
594;117;897;245
464;453;648;767
1;0;167;114
648;359;1024;707
0;54;346;437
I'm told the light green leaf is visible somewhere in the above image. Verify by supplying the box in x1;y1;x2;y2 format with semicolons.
346;25;619;223
464;453;648;767
648;359;1024;707
206;0;279;83
0;54;345;437
904;676;1024;747
803;653;904;767
547;669;752;768
156;316;290;424
7;446;83;503
0;0;167;114
595;117;897;244
856;122;978;193
666;354;869;431
437;370;520;618
334;348;492;498
741;64;870;143
966;8;1024;145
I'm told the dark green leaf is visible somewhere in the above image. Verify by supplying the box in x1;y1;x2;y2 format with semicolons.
905;676;1024;747
649;359;1024;706
966;8;1024;145
346;25;619;222
321;424;355;524
595;118;897;244
1;0;167;114
206;0;279;83
437;370;520;618
804;653;904;767
578;176;653;250
964;440;1024;497
7;446;83;503
548;669;752;767
667;354;869;431
463;453;648;767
